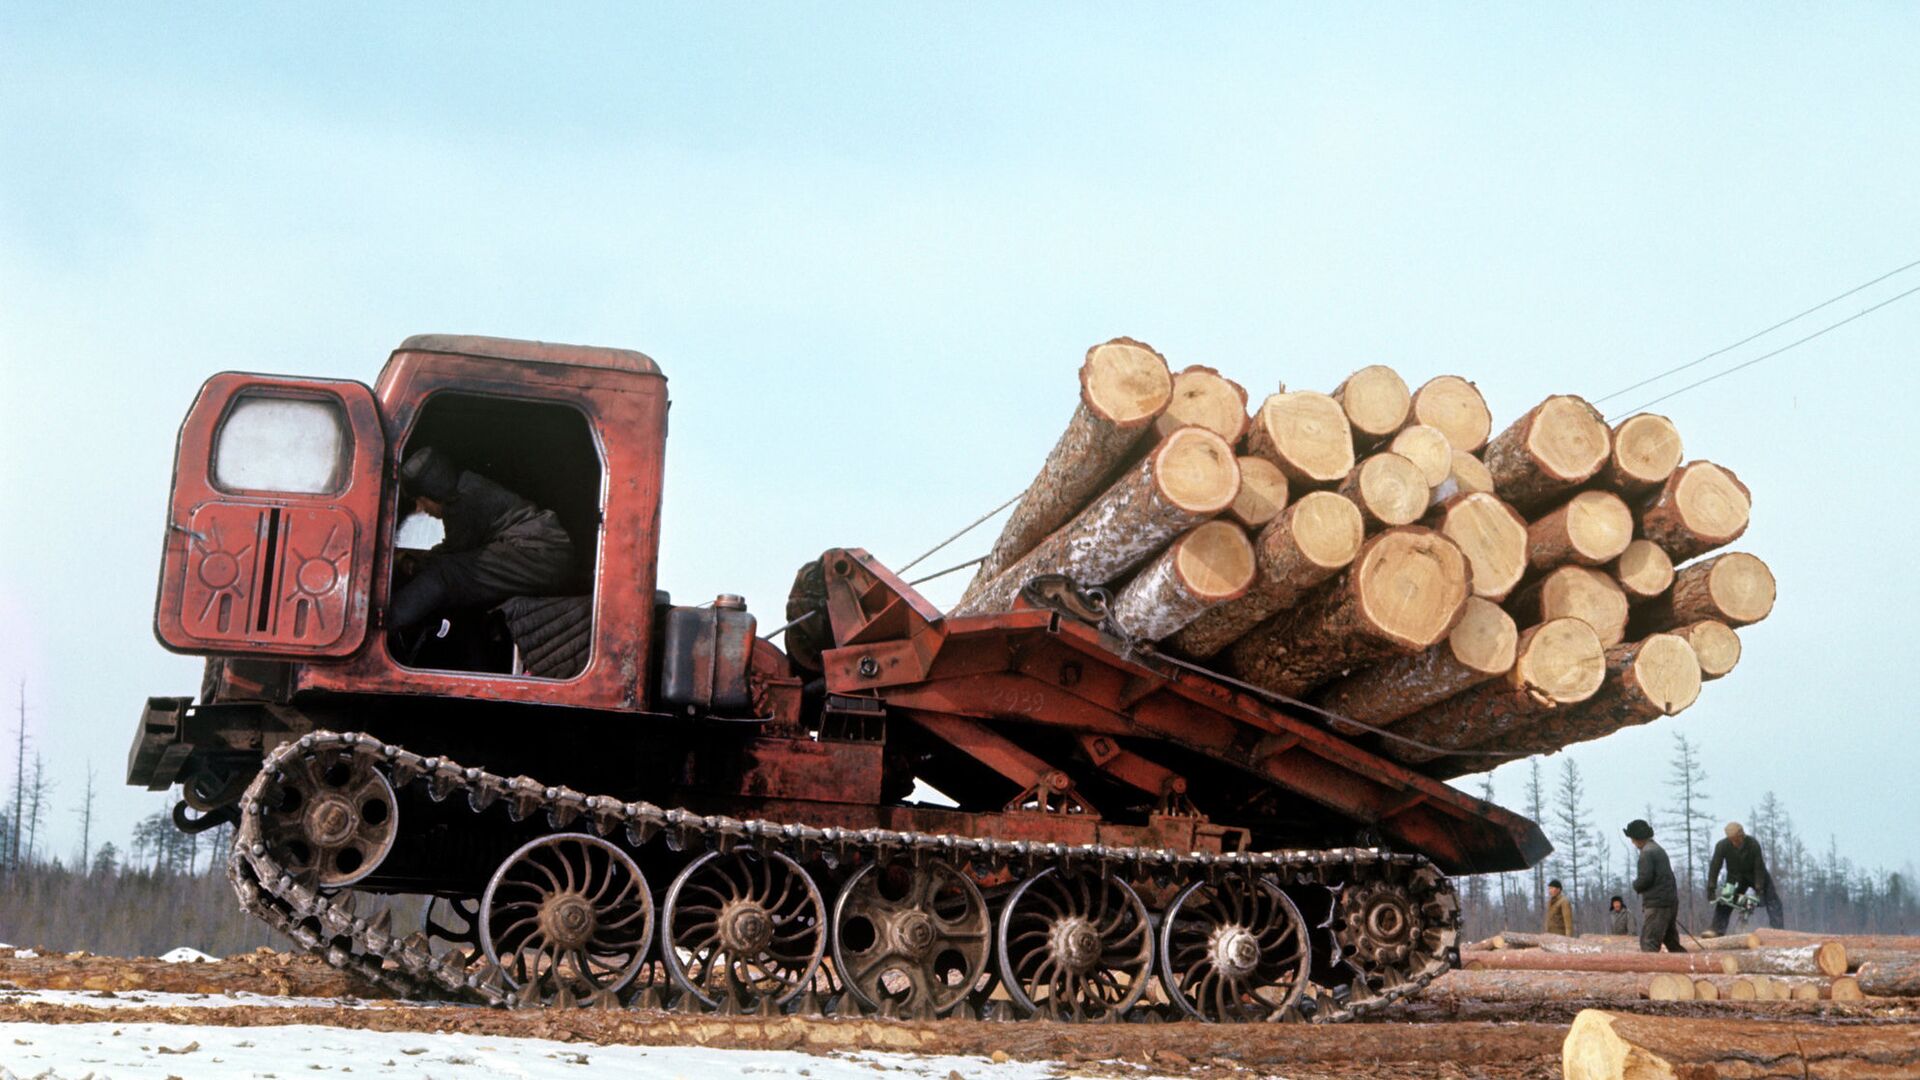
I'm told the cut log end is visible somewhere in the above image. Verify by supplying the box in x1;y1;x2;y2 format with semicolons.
1528;490;1634;571
1082;338;1175;425
1629;633;1703;715
1341;452;1430;529
1450;596;1520;674
1611;539;1675;601
1698;551;1776;626
1155;365;1250;441
1514;618;1607;704
1228;456;1289;528
1333;364;1411;441
1518;565;1631;648
1249;391;1356;485
1408;375;1492;452
1154;427;1243;514
1640;461;1751;560
1525;395;1613;484
1606;413;1683;491
1289;490;1369;570
1389;424;1453;487
1435;492;1528;602
1173;520;1257;600
1678;620;1741;680
1354;528;1474;650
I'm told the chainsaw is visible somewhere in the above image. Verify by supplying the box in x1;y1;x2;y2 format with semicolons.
1713;881;1760;928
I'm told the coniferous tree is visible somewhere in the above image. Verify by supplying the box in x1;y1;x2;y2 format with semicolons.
1552;759;1592;927
1664;732;1711;927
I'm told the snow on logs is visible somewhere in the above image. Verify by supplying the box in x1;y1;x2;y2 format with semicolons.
1638;460;1751;561
1168;491;1365;659
1561;1009;1920;1080
1319;597;1517;733
1483;395;1612;511
1107;520;1256;641
1383;618;1606;765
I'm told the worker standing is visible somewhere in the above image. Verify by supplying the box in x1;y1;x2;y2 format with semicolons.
1544;879;1575;936
1707;821;1787;933
1625;819;1684;953
1608;895;1634;936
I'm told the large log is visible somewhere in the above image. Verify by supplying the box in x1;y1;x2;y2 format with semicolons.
1719;942;1850;978
1107;520;1256;641
1331;364;1411;446
1227;455;1289;528
1752;929;1920;953
1389;424;1453;487
1857;954;1920;996
1430;492;1529;602
1483;395;1612;511
1166;491;1364;659
1676;620;1740;680
1638;460;1751;561
1424;968;1696;1002
1465;949;1728;975
1563;1008;1920;1080
1429;448;1497;507
1337;451;1430;530
1154;364;1249;442
1227;527;1471;697
1244;390;1355;487
1526;490;1635;572
1598;413;1683;494
1509;565;1630;647
1319;597;1517;733
953;426;1239;615
1381;618;1605;764
1634;551;1776;632
1470;633;1701;757
1610;538;1675;602
1483;931;1757;953
1404;374;1492;453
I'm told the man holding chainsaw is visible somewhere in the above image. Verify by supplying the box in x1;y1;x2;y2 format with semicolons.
1706;821;1787;933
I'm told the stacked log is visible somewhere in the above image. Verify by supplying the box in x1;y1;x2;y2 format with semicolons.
1637;460;1751;560
1227;456;1289;528
1107;520;1256;641
1562;1009;1920;1080
1429;492;1528;602
1405;375;1492;452
1424;969;1698;1003
1339;451;1430;530
1319;597;1516;734
1598;413;1683;493
1509;565;1630;647
1169;492;1365;658
1154;364;1249;442
1389;424;1453;487
1524;490;1634;572
1463;949;1728;975
1246;391;1355;486
1676;620;1740;680
1718;942;1850;978
1331;364;1411;446
1382;618;1605;764
1483;395;1612;511
1470;633;1701;757
1633;551;1776;633
1857;955;1920;997
1608;538;1674;602
1752;929;1920;952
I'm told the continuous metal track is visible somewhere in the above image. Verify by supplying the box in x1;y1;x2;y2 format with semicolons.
230;731;1460;1022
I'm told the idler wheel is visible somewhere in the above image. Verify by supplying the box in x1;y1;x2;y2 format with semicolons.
479;833;653;1002
1158;876;1311;1022
257;748;398;890
831;858;989;1017
661;849;826;1010
995;867;1154;1021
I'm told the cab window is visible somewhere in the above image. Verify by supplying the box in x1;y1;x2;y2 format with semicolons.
211;392;351;495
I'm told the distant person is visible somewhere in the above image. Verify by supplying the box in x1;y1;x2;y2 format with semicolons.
1625;819;1684;953
1544;879;1575;936
1707;821;1786;933
1608;895;1633;936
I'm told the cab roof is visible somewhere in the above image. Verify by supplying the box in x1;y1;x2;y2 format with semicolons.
395;334;662;377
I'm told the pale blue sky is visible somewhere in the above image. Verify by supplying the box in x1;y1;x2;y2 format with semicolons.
3;5;1917;877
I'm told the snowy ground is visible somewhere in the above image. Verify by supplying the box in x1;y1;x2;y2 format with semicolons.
0;984;401;1012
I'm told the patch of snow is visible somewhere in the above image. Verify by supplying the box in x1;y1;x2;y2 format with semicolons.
158;947;217;964
0;985;421;1012
4;950;35;960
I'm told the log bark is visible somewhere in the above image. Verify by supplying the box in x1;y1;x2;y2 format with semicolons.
1227;527;1470;697
953;426;1239;615
1464;950;1729;974
1381;618;1606;765
1429;449;1497;508
1337;451;1430;530
1227;456;1289;528
1167;491;1365;658
1424;968;1694;1002
1389;424;1453;487
1599;413;1684;494
1319;597;1516;733
1404;375;1492;453
1107;520;1256;641
1153;364;1249;442
1508;565;1630;647
1720;943;1850;978
1483;395;1612;511
1638;460;1751;561
1857;955;1920;996
1563;1008;1920;1080
1331;364;1411;446
1634;551;1776;632
1676;620;1740;680
1429;492;1529;602
1469;633;1701;757
959;338;1173;605
1752;929;1920;953
1245;390;1355;487
1610;538;1675;602
1526;490;1634;572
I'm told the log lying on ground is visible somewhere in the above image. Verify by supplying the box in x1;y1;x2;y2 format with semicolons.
1470;633;1701;757
1634;551;1776;632
1509;565;1631;647
1598;413;1683;494
1610;538;1675;602
1676;620;1740;680
1245;390;1355;487
1832;975;1867;1000
1430;492;1528;602
1719;942;1850;978
1465;949;1729;975
960;338;1173;605
1526;490;1635;572
1858;957;1920;996
1228;527;1470;697
1382;618;1605;764
1480;931;1757;953
953;426;1239;615
1107;520;1256;641
1154;364;1249;442
1693;978;1722;1000
1404;375;1492;453
1638;460;1751;561
1424;969;1698;1003
1338;451;1430;530
1332;364;1411;446
1483;395;1612;511
1562;1008;1920;1080
1319;597;1517;733
1390;424;1453;487
1167;492;1365;658
1430;449;1497;507
1227;456;1289;528
1753;929;1920;952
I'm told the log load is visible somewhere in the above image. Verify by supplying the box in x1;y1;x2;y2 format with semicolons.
1483;395;1612;511
1430;448;1497;507
1470;633;1701;757
1598;413;1683;494
1227;456;1289;528
1525;490;1635;572
1752;929;1920;952
1167;492;1366;658
1677;620;1741;680
1638;460;1751;561
1634;551;1776;632
1430;492;1529;602
1562;1009;1920;1080
1858;957;1920;996
959;338;1173;606
1424;969;1699;1003
1610;538;1675;602
1404;374;1493;453
954;426;1240;615
1331;364;1411;446
1382;618;1606;765
1228;527;1471;697
1245;390;1356;487
1338;451;1430;530
1107;520;1256;641
1389;424;1453;488
1509;565;1631;647
1154;364;1250;442
1719;942;1850;978
1464;949;1729;975
1319;597;1517;734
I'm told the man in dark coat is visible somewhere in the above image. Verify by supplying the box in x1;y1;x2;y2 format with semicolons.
1708;821;1787;933
389;447;576;637
1626;819;1684;953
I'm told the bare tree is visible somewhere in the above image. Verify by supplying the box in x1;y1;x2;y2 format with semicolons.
1552;758;1592;929
23;754;51;865
1664;732;1711;928
75;762;97;868
1527;759;1547;918
9;681;24;870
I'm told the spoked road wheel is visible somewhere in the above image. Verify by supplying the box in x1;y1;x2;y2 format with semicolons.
662;849;827;1009
257;746;398;890
1159;875;1311;1022
832;858;991;1017
479;833;654;1005
421;895;480;960
996;867;1153;1021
